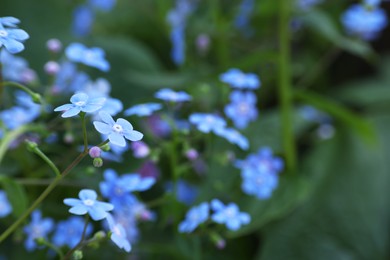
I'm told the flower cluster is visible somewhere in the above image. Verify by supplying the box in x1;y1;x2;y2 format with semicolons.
0;16;29;54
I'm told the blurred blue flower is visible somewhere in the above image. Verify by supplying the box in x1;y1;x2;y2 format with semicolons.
341;4;388;40
214;127;249;150
52;61;90;94
234;0;255;34
54;92;106;118
89;0;116;11
0;49;29;82
23;210;54;251
0;16;29;54
220;68;260;89
178;202;209;233
72;5;94;37
124;103;162;117
0;190;12;217
166;180;198;205
109;209;139;243
52;216;93;248
130;141;150;158
146;114;171;138
364;0;382;8
299;105;331;124
106;214;131;252
210;199;251;231
189;113;226;133
65;43;110;71
224;90;258;129
155;88;192;102
93;111;143;147
138;160;161;179
64;189;114;221
296;0;323;10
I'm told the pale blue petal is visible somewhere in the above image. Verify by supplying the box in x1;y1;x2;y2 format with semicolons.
117;118;133;131
71;92;89;103
210;199;224;211
82;104;103;113
123;130;143;141
95;201;114;211
79;189;97;200
93;122;111;134
69;204;88;215
88;206;107;220
109;132;126;147
61;107;81;117
99;111;115;125
66;43;85;61
54;104;74;111
239;212;251;224
64;198;82;206
2;37;24;54
7;29;29;40
226;219;241;230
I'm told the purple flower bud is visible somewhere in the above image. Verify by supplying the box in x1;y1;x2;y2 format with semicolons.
196;33;210;53
216;239;226;250
89;146;102;158
64;132;74;144
185;149;198;161
46;38;62;53
21;69;37;84
138;160;160;179
44;61;60;75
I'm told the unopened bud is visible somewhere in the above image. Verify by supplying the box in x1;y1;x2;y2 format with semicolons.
44;61;60;75
89;146;102;158
100;143;110;152
72;250;83;260
46;38;62;53
185;149;198;161
93;158;103;167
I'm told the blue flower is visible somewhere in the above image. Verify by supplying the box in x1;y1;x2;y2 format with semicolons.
210;199;250;231
23;210;54;251
0;16;29;54
65;43;110;71
341;4;388;41
52;61;90;94
93;111;143;147
214;127;249;150
178;202;209;233
189;113;226;133
220;68;260;89
124;103;162;117
106;214;131;252
224;90;258;129
130;141;150;158
89;0;116;12
155;88;192;102
0;49;29;82
52;216;93;248
72;5;94;37
0;190;12;217
234;0;255;34
166;180;198;205
296;0;323;10
54;92;106;118
364;0;381;8
64;189;114;221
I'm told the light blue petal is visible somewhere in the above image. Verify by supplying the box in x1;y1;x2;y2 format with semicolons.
93;122;111;134
64;198;82;207
109;132;126;147
95;201;114;211
226;218;241;231
99;111;115;125
69;204;88;215
62;107;81;117
79;189;97;200
88;206;107;221
123;130;143;141
82;104;103;113
210;199;224;211
117;118;133;131
66;43;85;61
54;104;73;111
239;212;251;224
2;37;24;54
1;17;20;26
211;212;226;224
8;29;29;40
71;92;89;103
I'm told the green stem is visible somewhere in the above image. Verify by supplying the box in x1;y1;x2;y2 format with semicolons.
1;81;41;104
38;239;64;259
26;141;60;177
278;0;296;172
80;113;88;152
0;151;88;244
64;215;90;259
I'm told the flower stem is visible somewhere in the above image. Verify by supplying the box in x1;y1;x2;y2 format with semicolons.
278;0;296;172
1;81;42;104
0;151;88;244
25;140;61;177
80;112;88;152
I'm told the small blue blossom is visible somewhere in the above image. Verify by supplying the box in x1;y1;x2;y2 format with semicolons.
166;180;198;205
124;103;162;117
110;209;139;243
364;0;382;8
89;0;116;11
214;127;249;150
341;4;388;41
220;68;260;89
0;49;29;82
178;202;209;233
72;5;94;37
106;214;131;252
0;190;12;217
93;111;143;147
23;210;54;251
54;92;106;118
64;189;114;221
52;216;93;248
52;61;90;94
65;43;110;71
155;88;192;102
0;16;29;54
146;114;171;138
234;0;255;34
189;113;226;133
210;199;251;231
224;90;258;129
296;0;323;10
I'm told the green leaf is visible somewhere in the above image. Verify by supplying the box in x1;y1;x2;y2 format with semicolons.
294;90;376;144
301;9;375;60
0;176;28;218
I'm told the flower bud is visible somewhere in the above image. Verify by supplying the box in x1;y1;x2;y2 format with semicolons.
44;61;60;75
72;250;83;260
185;148;198;161
46;38;62;53
89;146;102;158
93;158;103;167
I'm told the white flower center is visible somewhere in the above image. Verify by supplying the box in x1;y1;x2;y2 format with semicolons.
225;208;235;218
84;50;95;61
238;103;249;114
83;199;95;206
112;123;123;133
75;101;86;106
0;30;8;37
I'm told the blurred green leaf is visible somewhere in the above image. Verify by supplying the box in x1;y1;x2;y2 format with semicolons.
0;176;28;218
124;70;195;89
294;90;376;143
301;9;375;60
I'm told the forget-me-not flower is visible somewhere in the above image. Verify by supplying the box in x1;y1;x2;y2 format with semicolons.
54;92;106;118
189;113;226;133
64;189;114;221
89;0;116;11
341;3;388;41
52;216;93;248
0;190;12;217
178;202;209;233
66;43;110;71
93;111;143;147
23;210;54;251
215;127;249;150
106;214;131;252
124;103;162;117
72;5;94;37
224;90;258;129
155;88;192;102
220;68;260;89
0;49;29;82
210;199;251;231
0;16;29;54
